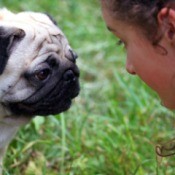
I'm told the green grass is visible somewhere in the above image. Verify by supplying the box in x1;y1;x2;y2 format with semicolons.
0;0;175;174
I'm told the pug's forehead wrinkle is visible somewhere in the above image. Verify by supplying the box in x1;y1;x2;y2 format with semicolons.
35;34;69;60
38;44;61;57
28;25;63;46
28;52;54;69
44;28;54;44
54;34;70;57
25;31;46;52
31;38;63;62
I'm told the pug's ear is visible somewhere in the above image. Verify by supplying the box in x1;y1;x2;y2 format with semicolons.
45;13;57;25
0;26;25;74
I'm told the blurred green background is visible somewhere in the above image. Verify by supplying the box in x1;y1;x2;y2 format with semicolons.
0;0;175;175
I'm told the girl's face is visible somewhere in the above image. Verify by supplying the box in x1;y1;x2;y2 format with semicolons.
102;6;175;109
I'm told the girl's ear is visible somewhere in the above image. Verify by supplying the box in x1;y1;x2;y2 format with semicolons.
158;7;175;44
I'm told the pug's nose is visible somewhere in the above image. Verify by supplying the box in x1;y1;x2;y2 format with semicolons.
63;70;76;82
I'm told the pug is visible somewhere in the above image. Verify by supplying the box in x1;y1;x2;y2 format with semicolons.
0;8;80;172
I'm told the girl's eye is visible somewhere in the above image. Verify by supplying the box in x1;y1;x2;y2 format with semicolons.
116;39;124;46
116;39;127;49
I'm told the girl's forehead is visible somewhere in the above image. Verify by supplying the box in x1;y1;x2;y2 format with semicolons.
102;8;126;31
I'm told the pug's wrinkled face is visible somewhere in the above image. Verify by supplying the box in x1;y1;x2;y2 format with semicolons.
0;9;80;117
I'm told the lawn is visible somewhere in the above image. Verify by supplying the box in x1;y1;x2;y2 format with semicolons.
0;0;175;175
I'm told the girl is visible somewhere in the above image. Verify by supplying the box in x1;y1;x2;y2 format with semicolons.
100;0;175;110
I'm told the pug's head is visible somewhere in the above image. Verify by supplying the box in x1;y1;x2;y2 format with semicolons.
0;9;80;117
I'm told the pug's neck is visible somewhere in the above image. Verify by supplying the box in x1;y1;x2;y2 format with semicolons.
0;122;18;173
0;114;31;171
0;114;31;148
0;122;18;149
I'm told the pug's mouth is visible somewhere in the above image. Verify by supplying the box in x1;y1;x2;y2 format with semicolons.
14;97;72;115
4;78;80;116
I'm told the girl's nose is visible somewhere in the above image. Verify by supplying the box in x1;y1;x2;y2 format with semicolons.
125;59;136;75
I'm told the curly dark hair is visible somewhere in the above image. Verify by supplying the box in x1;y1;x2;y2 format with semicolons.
100;0;175;45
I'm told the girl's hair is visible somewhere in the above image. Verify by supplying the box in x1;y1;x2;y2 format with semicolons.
101;0;175;45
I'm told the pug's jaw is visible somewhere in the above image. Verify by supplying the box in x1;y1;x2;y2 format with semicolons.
7;85;80;116
3;67;80;116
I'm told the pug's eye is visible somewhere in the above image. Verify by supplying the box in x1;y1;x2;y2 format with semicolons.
35;68;51;81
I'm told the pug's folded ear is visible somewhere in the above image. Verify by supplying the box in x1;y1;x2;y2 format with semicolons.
0;26;25;74
45;13;57;25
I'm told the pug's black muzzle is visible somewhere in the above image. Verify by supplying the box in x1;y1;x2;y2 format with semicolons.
7;65;80;116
